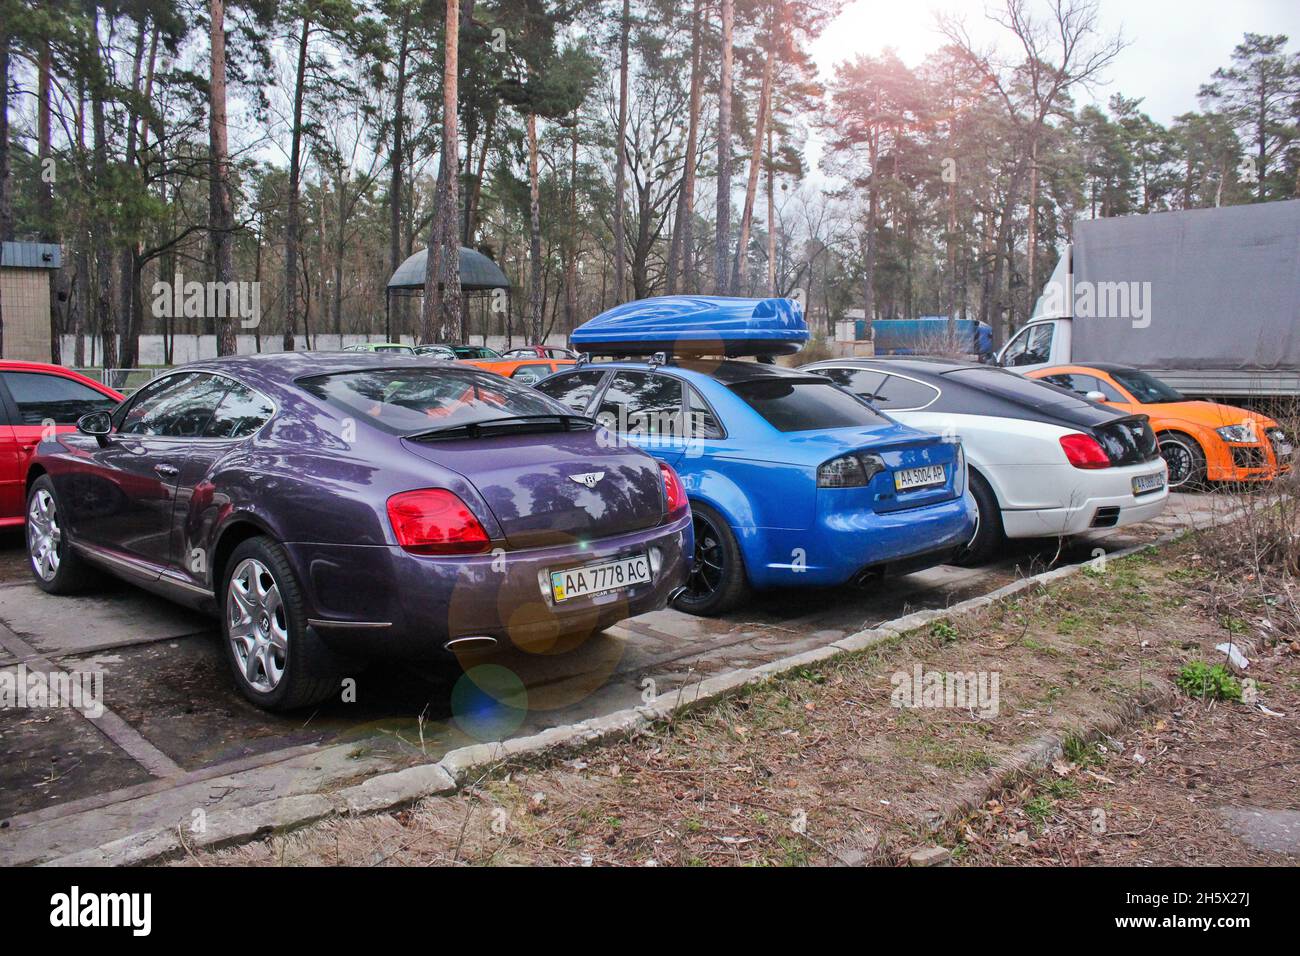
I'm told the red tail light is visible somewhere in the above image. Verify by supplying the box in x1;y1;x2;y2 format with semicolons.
1059;433;1111;469
659;461;688;517
387;489;491;555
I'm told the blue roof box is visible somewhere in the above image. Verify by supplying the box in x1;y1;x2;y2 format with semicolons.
572;295;809;357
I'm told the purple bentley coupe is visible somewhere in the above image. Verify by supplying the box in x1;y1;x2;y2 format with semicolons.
25;352;692;710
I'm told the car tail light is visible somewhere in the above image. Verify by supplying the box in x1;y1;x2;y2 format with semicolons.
1059;433;1111;469
659;461;688;517
817;453;886;488
387;489;491;555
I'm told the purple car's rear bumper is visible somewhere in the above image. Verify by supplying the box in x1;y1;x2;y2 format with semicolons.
284;512;692;659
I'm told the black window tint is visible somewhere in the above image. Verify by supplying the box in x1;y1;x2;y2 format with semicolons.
816;367;887;401
1109;368;1184;404
534;370;606;413
729;379;891;432
687;386;724;439
203;382;275;439
596;372;684;436
873;375;939;410
119;373;231;437
0;371;118;425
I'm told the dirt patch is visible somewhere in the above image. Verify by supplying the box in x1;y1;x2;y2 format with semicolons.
180;535;1293;866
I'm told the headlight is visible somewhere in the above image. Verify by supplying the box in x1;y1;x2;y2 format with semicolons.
1216;424;1257;443
817;453;886;488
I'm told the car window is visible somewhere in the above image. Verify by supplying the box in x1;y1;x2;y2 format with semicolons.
0;371;118;425
534;370;607;413
203;381;275;439
1003;324;1053;366
814;366;887;401
1041;373;1124;402
873;374;940;410
300;368;564;436
596;371;685;437
729;379;892;432
118;373;231;438
687;385;724;439
1109;368;1184;404
510;363;551;385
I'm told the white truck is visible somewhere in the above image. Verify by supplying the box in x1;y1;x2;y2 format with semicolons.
997;199;1300;399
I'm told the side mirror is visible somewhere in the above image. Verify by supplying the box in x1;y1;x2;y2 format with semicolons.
1085;390;1108;403
77;410;113;437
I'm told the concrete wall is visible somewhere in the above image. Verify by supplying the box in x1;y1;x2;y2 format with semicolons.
60;332;574;368
1;268;53;362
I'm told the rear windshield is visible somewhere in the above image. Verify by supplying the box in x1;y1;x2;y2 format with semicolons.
299;368;564;436
729;379;892;432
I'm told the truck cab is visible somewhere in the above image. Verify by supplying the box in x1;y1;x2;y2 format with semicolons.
997;318;1071;371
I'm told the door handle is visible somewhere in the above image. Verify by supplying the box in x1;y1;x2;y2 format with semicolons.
154;463;179;478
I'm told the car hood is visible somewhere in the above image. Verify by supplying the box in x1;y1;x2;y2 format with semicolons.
1143;400;1276;430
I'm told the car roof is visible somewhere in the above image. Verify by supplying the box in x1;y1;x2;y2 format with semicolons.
572;358;825;387
1040;362;1138;375
174;350;495;390
800;356;979;382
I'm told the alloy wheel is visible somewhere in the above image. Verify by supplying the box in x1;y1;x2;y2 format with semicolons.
227;558;289;693
27;489;62;582
1159;439;1194;488
686;511;725;601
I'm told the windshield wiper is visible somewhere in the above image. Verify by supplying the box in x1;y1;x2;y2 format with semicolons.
404;414;596;442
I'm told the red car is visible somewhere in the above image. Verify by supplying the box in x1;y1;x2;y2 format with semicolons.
0;362;122;527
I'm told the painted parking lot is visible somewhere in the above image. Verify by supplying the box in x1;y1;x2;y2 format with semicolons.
0;491;1237;865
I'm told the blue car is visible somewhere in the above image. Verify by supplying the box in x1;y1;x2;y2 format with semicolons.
538;296;979;615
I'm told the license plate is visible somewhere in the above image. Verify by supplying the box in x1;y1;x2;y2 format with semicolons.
1132;471;1166;495
550;554;651;603
894;464;946;491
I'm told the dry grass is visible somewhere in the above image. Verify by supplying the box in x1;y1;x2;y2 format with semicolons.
180;534;1261;868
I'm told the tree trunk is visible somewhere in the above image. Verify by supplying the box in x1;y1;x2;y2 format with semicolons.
713;0;734;295
527;112;544;343
89;3;117;369
389;5;410;338
765;119;775;292
612;0;630;302
0;22;12;246
39;39;64;362
283;16;311;351
564;115;579;332
732;2;777;293
666;0;701;294
422;0;461;344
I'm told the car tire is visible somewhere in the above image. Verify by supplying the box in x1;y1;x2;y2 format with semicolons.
26;475;100;594
953;469;1005;567
674;500;750;617
1159;432;1207;490
220;536;341;711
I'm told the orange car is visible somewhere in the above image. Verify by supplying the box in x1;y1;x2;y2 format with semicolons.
1027;364;1292;489
459;357;576;386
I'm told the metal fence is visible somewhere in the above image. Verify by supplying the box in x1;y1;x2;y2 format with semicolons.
71;367;167;394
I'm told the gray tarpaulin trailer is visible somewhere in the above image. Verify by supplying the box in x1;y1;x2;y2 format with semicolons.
999;199;1300;398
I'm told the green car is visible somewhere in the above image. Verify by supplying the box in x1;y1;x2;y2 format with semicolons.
342;342;415;354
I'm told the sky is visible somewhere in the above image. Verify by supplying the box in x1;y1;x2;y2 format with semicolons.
811;0;1300;125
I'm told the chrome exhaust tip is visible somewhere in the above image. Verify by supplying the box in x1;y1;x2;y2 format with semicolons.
443;635;499;653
